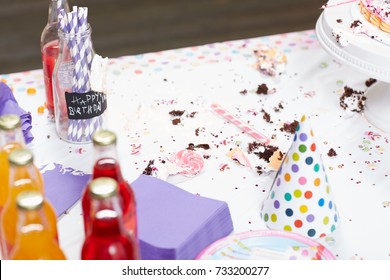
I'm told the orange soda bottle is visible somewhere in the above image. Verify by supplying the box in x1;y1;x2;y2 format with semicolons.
81;177;139;260
0;149;58;259
0;114;44;211
9;191;66;260
0;114;45;258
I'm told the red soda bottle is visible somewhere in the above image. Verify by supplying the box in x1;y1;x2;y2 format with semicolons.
40;0;69;117
81;177;139;260
81;130;138;246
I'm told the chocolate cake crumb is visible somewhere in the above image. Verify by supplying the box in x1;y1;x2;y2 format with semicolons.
261;109;272;123
195;144;210;150
240;89;248;95
248;141;278;163
350;20;362;28
143;160;155;175
365;78;377;87
172;118;181;125
276;150;283;161
187;143;210;150
254;166;265;175
335;34;341;44
336;19;343;23
186;112;197;118
169;110;185;117
195;128;200;136
256;83;269;94
203;155;210;159
340;86;366;113
328;148;337;157
273;102;284;112
280;120;299;134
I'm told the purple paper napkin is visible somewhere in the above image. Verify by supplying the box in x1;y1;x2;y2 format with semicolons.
42;163;90;217
0;82;33;143
132;175;234;260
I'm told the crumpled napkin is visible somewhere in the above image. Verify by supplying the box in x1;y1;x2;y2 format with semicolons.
0;82;33;143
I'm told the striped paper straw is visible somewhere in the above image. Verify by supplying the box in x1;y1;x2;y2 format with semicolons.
59;10;76;141
74;7;88;142
77;7;99;141
210;103;270;144
59;6;103;142
67;10;83;142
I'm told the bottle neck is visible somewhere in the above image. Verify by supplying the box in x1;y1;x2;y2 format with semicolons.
93;144;120;164
0;127;26;151
47;0;69;25
16;207;49;235
9;163;42;193
89;196;125;236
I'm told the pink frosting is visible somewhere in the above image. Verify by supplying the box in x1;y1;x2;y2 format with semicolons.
361;0;390;23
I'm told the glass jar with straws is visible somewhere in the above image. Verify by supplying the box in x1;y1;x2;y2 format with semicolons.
52;6;108;143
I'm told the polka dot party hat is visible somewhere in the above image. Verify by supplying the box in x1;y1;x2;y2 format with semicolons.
260;115;339;239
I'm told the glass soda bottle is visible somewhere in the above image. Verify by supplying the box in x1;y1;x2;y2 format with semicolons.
41;0;69;117
0;114;46;258
9;191;66;260
0;149;58;259
81;177;139;260
81;130;138;246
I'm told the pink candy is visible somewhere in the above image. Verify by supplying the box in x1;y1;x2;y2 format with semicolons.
170;149;204;177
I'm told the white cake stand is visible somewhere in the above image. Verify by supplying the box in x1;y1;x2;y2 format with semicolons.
315;1;390;133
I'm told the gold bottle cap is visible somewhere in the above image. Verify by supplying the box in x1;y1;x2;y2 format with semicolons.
89;177;118;199
0;114;21;131
16;191;44;211
8;149;34;166
92;130;117;146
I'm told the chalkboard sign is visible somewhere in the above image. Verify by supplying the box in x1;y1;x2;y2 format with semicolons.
65;91;107;120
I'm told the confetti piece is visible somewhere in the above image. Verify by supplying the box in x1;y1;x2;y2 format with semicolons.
37;106;45;114
27;88;36;95
130;144;142;155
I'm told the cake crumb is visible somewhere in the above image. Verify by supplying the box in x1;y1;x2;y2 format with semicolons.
273;102;284;112
186;111;197;118
350;20;362;28
340;86;366;113
327;148;338;157
143;160;156;175
172;118;181;125
256;83;269;94
187;143;210;150
169;110;185;117
365;78;377;87
280;120;299;134
261;109;272;123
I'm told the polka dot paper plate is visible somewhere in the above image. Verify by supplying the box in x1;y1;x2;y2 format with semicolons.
195;230;335;260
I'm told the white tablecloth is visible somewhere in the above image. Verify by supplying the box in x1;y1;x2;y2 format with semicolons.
1;29;389;260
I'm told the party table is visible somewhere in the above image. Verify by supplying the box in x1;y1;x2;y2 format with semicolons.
1;29;390;260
